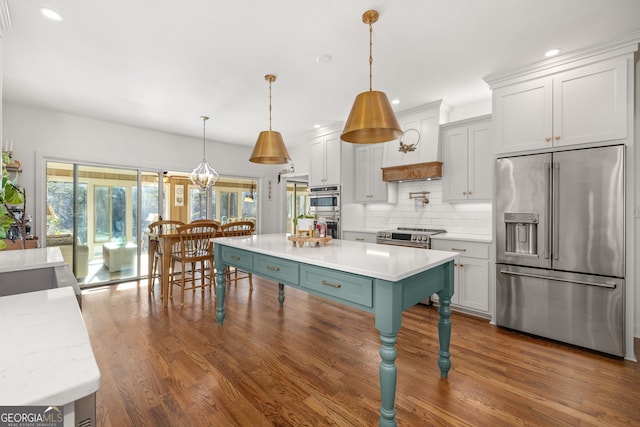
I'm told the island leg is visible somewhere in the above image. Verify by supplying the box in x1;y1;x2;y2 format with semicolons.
374;279;402;427
378;332;398;427
214;245;225;325
435;260;455;378
278;283;285;307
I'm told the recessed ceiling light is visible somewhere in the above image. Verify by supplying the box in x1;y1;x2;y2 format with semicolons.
314;124;321;129
315;54;332;64
391;99;400;105
41;8;63;21
545;48;560;58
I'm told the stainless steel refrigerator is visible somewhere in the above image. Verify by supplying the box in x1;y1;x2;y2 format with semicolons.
495;145;625;356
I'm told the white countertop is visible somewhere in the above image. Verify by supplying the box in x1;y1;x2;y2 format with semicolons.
431;233;492;243
0;247;65;273
214;233;457;282
0;286;100;405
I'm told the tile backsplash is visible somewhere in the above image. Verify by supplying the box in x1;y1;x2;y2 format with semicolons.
353;180;492;235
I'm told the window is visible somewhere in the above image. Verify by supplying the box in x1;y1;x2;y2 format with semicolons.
46;161;161;287
47;180;88;243
94;186;126;242
189;188;213;221
182;177;258;225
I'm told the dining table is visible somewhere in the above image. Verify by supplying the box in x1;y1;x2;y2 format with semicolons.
147;229;222;307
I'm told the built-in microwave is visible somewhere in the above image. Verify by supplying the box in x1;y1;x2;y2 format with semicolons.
309;185;340;211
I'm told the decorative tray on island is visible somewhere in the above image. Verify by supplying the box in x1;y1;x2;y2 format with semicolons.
287;235;332;248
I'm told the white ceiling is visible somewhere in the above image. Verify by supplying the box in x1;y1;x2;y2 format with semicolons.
3;0;640;149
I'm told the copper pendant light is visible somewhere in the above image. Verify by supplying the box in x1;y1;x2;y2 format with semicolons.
342;10;403;144
250;74;291;164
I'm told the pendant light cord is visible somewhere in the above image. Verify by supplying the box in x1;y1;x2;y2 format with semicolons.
201;116;208;161
369;21;373;91
268;79;273;131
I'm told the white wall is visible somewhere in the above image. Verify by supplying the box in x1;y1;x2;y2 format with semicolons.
3;102;303;235
446;99;492;123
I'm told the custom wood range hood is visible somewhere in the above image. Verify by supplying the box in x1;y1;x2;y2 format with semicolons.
381;161;443;182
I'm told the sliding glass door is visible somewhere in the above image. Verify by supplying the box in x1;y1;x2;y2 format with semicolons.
286;179;309;234
46;161;161;286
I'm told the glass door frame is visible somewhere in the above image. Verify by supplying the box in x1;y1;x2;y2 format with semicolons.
37;154;164;287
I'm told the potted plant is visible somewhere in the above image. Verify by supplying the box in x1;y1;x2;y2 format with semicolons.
1;152;26;250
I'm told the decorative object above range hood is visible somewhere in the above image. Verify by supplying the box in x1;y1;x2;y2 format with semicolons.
381;161;442;182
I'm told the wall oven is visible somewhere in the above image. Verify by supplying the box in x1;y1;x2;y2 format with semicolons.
309;185;340;212
309;185;340;239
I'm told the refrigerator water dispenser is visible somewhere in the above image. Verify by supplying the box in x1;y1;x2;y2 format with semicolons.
504;212;538;255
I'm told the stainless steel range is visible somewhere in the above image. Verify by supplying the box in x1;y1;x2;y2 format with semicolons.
376;227;447;249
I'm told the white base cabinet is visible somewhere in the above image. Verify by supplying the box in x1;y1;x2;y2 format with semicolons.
431;238;490;317
342;231;377;243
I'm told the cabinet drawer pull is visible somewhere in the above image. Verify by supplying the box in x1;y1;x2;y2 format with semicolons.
555;135;561;140
266;265;280;272
321;279;342;289
546;137;551;142
451;248;466;252
230;255;241;260
355;238;365;241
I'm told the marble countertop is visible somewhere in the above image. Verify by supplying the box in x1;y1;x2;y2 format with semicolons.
214;233;457;282
0;247;65;273
430;233;492;243
0;286;100;405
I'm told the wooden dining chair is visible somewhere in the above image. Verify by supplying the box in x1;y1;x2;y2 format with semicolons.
221;221;255;291
169;222;222;306
148;220;185;296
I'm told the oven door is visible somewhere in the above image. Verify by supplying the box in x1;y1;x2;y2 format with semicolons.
376;240;430;250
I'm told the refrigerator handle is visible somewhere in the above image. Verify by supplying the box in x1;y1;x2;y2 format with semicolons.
552;162;560;260
499;269;617;289
544;162;551;259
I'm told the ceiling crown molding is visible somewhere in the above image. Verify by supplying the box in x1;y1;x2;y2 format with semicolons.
0;0;11;32
484;30;640;89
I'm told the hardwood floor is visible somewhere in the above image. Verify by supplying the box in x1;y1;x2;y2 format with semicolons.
81;277;640;427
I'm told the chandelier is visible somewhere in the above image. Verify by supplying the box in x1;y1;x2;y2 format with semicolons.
190;115;219;191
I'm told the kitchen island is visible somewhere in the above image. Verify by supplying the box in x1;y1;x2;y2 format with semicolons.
213;233;456;427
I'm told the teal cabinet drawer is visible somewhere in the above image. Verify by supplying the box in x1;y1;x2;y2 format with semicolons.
221;247;253;270
254;254;299;285
300;266;373;308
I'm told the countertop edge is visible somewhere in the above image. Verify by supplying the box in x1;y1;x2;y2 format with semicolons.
214;234;457;282
430;233;493;243
0;287;101;406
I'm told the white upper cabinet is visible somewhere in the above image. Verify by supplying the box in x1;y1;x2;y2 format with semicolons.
354;144;387;203
441;115;492;202
382;100;449;167
309;125;343;187
487;42;636;155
